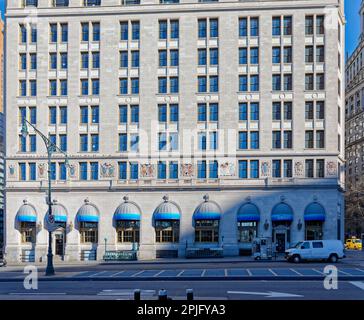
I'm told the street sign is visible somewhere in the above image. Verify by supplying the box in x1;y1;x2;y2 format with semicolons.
48;214;55;224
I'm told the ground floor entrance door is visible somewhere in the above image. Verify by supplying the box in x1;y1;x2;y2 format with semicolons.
273;224;290;253
54;232;65;257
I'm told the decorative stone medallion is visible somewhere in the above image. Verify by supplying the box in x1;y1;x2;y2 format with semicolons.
326;161;337;176
294;161;304;177
180;164;194;177
100;162;115;178
8;164;16;178
140;164;155;178
261;161;271;177
68;164;77;178
38;163;47;179
219;162;235;176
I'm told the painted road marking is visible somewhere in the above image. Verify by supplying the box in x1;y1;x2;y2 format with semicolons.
111;271;127;277
77;271;100;277
246;269;252;276
158;270;182;277
312;268;324;275
341;269;364;276
91;271;109;277
177;270;185;277
224;269;228;277
294;269;322;276
136;270;161;277
268;269;278;276
180;269;204;277
249;269;274;276
350;281;364;291
9;292;67;295
131;270;146;277
153;270;164;277
117;270;142;277
290;268;303;276
98;289;155;296
201;269;206;277
94;271;119;277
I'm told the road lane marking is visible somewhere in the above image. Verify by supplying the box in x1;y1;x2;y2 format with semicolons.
201;269;206;277
312;268;324;275
350;281;364;291
268;269;278;276
246;269;252;276
227;290;303;298
153;270;165;277
90;271;109;277
224;269;228;277
177;270;184;277
338;269;351;276
131;270;145;277
290;268;303;276
9;292;67;295
356;268;364;274
111;271;126;277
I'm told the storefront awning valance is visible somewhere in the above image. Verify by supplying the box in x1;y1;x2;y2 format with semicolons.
304;203;325;221
17;201;37;223
50;201;68;223
271;203;293;222
77;199;99;223
114;199;141;221
193;196;221;220
154;199;180;220
237;203;260;222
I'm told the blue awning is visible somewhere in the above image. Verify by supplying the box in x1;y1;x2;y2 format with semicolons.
17;214;37;223
194;212;221;220
304;203;325;221
237;203;260;222
115;213;141;221
77;215;99;223
271;203;293;221
55;215;67;223
154;212;180;220
17;201;37;223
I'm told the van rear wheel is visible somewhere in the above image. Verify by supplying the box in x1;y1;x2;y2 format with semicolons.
328;254;338;263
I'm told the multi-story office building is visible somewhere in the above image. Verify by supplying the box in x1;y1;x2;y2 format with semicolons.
5;0;345;263
345;1;364;188
0;16;4;250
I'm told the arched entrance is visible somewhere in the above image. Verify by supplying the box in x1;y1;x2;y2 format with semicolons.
271;203;293;253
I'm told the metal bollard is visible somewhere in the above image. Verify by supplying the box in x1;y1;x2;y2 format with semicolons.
134;289;141;301
158;289;168;301
186;289;194;301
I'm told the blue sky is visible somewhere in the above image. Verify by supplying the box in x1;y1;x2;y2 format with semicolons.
0;0;362;55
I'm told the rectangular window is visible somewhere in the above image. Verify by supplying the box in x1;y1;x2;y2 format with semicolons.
49;107;57;124
80;134;88;152
250;131;259;149
159;20;167;39
20;80;26;96
250;18;259;36
131;51;139;68
130;134;139;152
250;47;259;64
209;161;218;179
272;17;281;36
250;103;259;121
130;163;138;179
169;162;178;179
305;159;314;178
283;102;292;120
210;19;218;38
210;76;218;92
170;20;179;39
239;103;248;121
158;104;167;122
239;75;248;92
239;48;248;65
283;46;292;63
120;22;128;40
90;162;99;180
61;23;68;42
209;131;218;150
50;23;57;42
159;77;167;94
239;18;247;37
119;133;127;151
316;130;325;148
80;106;88;124
91;106;99;123
81;52;89;69
305;74;314;90
316;101;325;119
283;74;292;91
316;15;325;35
198;49;207;66
305;102;314;120
60;80;67;96
29;107;37;124
119;162;127;180
198;76;207;93
92;52;100;69
130;105;139;123
49;80;57;96
81;23;89;42
119;105;127;123
20;54;27;70
170;104;179;122
283;16;292;35
81;79;89;95
198;103;207;122
210;48;218;65
209;103;218;121
29;163;36;181
50;53;57;69
158;162;167;179
91;134;99;152
272;75;281;91
198;19;207;38
158;133;167;151
59;162;67;181
198;132;207;150
92;22;100;42
283;131;292;149
305;131;314;148
197;161;206;179
272;160;281;178
305;16;314;35
92;79;100;95
239;132;248;149
159;50;167;67
250;160;259;178
131;21;140;40
60;134;67;151
29;135;36;152
80;162;88;180
316;159;325;178
31;25;37;43
316;46;325;63
170;77;179;93
19;136;26;152
272;47;281;64
119;78;128;94
316;73;325;90
170;132;179;151
305;46;314;63
30;80;37;96
272;131;281;149
60;52;67;69
284;160;293;178
239;160;248;179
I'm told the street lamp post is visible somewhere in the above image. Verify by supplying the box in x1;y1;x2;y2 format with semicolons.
21;118;69;276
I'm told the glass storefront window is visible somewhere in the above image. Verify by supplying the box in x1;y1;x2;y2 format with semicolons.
80;222;98;243
116;220;140;243
194;220;219;242
20;222;36;243
305;221;323;240
155;220;179;243
238;221;258;243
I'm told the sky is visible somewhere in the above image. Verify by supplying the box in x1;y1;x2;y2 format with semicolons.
0;0;362;55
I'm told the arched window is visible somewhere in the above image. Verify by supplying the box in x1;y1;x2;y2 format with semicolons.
304;202;325;240
193;195;221;243
16;200;37;244
237;203;260;243
77;199;99;244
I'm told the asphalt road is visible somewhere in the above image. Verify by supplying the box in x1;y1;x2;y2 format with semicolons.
0;280;363;300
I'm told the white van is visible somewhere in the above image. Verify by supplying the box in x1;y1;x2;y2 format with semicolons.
285;240;345;263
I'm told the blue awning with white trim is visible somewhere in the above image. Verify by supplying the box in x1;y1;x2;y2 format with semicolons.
237;203;260;222
17;201;37;223
193;198;221;220
271;203;293;222
77;200;99;223
154;201;180;220
304;203;325;221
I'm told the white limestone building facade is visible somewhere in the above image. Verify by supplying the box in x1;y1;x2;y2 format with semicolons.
4;0;346;263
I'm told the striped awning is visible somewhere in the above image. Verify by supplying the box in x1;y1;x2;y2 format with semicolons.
271;203;293;222
77;199;99;223
237;203;260;222
51;201;67;223
114;197;141;221
153;196;180;220
193;195;221;220
17;201;37;223
304;203;325;221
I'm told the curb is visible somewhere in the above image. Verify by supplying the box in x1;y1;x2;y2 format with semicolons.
1;275;364;282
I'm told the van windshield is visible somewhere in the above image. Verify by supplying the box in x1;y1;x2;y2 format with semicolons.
292;242;303;249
